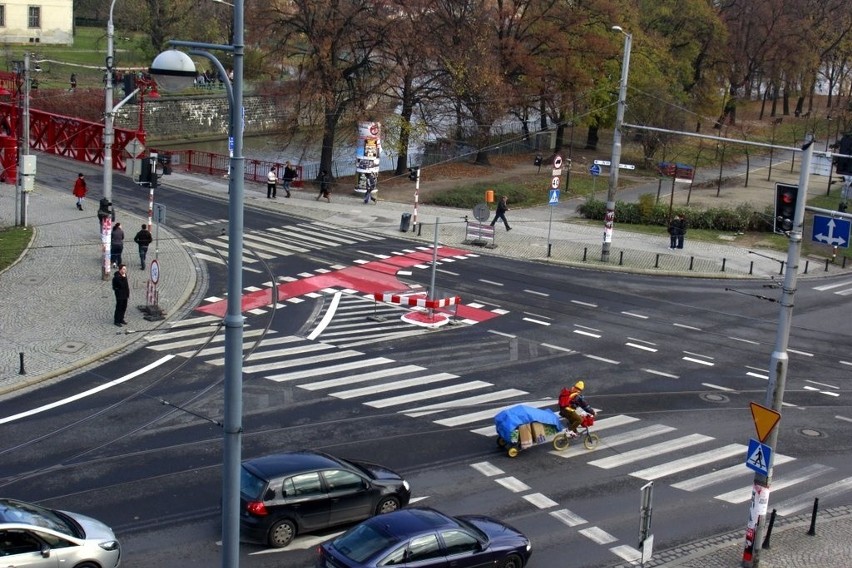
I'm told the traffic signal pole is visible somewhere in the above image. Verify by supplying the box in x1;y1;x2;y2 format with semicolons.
742;139;814;568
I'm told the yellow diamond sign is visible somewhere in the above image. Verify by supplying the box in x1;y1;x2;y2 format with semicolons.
750;402;781;443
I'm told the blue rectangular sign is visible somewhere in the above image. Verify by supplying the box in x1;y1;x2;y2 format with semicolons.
812;215;851;248
745;438;773;476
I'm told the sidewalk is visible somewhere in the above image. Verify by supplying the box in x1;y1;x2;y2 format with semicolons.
0;157;850;567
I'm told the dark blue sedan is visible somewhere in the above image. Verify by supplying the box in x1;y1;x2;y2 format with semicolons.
316;507;531;568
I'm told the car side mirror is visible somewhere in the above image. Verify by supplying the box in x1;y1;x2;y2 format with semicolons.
41;544;51;558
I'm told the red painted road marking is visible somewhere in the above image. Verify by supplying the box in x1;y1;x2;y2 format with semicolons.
195;246;498;323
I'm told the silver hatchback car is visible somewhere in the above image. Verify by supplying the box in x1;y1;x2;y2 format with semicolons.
0;498;121;567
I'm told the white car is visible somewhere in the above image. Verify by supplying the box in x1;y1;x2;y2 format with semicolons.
0;498;121;567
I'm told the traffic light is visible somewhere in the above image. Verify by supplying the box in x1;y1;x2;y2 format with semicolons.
408;167;419;181
534;155;542;167
836;133;852;176
774;183;798;233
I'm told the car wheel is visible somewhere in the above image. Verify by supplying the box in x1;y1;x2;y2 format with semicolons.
268;518;297;548
376;496;400;515
73;563;99;568
499;554;524;568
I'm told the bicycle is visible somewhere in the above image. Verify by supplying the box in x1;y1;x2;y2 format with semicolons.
552;412;600;451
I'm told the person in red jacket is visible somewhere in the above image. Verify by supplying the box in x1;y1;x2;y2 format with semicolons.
72;173;87;211
558;381;595;436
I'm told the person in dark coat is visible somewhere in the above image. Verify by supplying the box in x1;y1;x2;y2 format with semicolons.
97;198;112;230
111;222;125;267
490;195;511;231
282;161;296;198
668;214;686;249
316;170;331;202
133;224;153;270
112;264;130;326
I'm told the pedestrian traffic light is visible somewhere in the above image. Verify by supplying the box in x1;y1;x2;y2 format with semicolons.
408;167;419;182
835;133;852;176
774;183;798;233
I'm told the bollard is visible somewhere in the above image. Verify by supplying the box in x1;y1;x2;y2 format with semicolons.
804;260;809;274
721;258;726;272
618;251;624;266
749;261;754;275
654;253;660;268
807;497;819;536
843;256;848;268
761;509;777;549
689;256;694;271
19;352;25;375
547;243;552;258
583;247;587;261
825;258;830;272
417;223;423;237
779;261;785;275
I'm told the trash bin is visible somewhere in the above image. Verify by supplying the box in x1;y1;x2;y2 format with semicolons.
400;212;412;232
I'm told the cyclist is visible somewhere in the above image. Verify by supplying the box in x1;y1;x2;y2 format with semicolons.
558;381;595;437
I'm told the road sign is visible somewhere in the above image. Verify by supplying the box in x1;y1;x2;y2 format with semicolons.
150;259;160;285
750;402;781;442
812;214;850;248
745;438;773;476
473;202;490;222
589;164;601;176
549;189;559;205
551;176;560;189
593;159;636;170
125;138;145;158
553;154;563;169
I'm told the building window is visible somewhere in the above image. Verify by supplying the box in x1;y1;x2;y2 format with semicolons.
0;6;5;27
28;6;40;28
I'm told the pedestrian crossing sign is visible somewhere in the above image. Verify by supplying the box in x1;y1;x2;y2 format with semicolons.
549;189;559;205
745;438;772;476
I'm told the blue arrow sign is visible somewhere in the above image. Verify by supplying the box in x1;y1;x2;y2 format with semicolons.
589;164;601;176
549;189;560;205
745;438;773;476
812;215;851;248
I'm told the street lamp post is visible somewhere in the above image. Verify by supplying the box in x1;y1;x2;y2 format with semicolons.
101;0;119;280
601;25;632;262
148;1;245;566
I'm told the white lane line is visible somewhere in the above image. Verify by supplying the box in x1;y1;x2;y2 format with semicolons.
437;397;548;428
788;348;813;357
524;289;550;297
471;462;504;477
630;444;746;481
0;355;176;425
524;312;552;320
643;369;679;379
813;278;852;291
841;360;852;367
307;291;341;340
610;545;642;563
672;455;795;492
729;336;760;345
590;434;712;469
495;476;530;493
747;372;769;380
478;279;504;286
683;350;714;360
837;416;852;423
436;269;458;276
584;354;620;365
266;358;395;382
299;365;424;391
803;386;840;397
621;311;648;319
405;389;528;418
542;343;578;354
331;373;457;399
574;330;601;338
523;493;559;509
715;464;834;504
550;509;587;527
626;342;658;352
684;356;715;366
488;330;516;338
523;318;552;326
703;383;736;391
674;323;702;331
571;300;598;308
553;424;674;459
366;381;492;408
806;380;839;389
579;526;618;545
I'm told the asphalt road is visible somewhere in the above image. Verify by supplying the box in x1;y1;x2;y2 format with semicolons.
1;183;850;568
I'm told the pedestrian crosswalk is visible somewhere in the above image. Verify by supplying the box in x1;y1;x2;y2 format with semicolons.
142;327;852;520
812;278;852;296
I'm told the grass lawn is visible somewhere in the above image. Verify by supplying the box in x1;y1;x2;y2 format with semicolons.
0;226;34;272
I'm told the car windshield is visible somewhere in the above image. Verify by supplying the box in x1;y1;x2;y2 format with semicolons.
0;499;77;537
453;516;488;542
332;522;398;563
240;467;266;499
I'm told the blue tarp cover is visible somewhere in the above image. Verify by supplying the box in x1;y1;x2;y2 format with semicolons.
494;404;562;442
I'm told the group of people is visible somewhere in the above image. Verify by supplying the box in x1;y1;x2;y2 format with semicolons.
267;161;298;199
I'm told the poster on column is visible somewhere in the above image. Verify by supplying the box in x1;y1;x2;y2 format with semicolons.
355;121;381;193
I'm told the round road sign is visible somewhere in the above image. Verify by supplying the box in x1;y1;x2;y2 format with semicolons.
553;155;563;169
150;259;160;285
473;202;491;222
551;176;561;189
589;164;601;176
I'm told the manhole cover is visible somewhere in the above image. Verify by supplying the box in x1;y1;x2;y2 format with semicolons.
700;393;730;403
55;341;86;354
798;428;824;438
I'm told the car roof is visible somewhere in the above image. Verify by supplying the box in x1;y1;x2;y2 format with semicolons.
365;508;456;536
242;450;347;480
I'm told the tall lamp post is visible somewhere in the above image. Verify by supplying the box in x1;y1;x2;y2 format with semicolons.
601;25;632;262
148;1;245;565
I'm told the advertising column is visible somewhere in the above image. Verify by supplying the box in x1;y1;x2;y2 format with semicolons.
355;121;381;200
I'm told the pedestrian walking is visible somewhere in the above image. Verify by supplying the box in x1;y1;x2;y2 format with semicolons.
363;173;377;204
668;214;686;249
112;264;130;327
266;167;277;199
282;161;296;198
69;73;77;91
490;195;512;231
111;222;125;267
133;224;153;270
72;173;87;210
316;169;331;202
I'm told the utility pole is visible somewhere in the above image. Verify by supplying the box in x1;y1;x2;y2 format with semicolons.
16;53;31;227
742;138;814;567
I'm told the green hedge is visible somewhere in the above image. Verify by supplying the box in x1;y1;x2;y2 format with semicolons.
576;196;772;232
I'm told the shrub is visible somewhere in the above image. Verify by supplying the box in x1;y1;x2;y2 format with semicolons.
577;198;771;232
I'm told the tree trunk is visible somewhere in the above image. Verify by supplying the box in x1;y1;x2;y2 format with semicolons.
585;124;599;150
